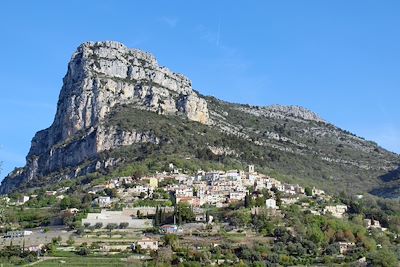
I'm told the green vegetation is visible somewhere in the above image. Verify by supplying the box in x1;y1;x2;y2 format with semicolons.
0;245;37;265
35;257;133;267
15;96;400;198
176;202;195;224
1;94;400;266
2;207;55;229
99;99;399;197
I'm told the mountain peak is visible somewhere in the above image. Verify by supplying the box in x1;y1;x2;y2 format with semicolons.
0;41;210;194
1;41;399;198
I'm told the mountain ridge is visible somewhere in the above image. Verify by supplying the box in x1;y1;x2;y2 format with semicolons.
1;41;399;197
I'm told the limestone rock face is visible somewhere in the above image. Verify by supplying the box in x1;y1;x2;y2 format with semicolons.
54;41;210;142
177;94;209;124
237;105;324;123
0;41;209;193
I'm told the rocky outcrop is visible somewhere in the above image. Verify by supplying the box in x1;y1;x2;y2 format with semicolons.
1;41;399;197
237;105;324;123
53;41;210;142
0;41;210;194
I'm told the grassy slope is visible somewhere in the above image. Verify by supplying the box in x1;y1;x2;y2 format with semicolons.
16;97;399;197
103;100;399;196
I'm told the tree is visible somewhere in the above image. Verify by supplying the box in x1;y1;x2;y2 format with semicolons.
274;227;291;243
230;210;251;228
76;246;91;256
261;188;271;199
367;249;398;267
305;187;312;197
154;206;160;226
163;234;178;250
54;236;62;245
94;222;103;229
75;227;84;236
106;223;118;237
176;202;195;223
287;242;306;256
60;196;80;210
60;198;71;210
156;246;173;263
307;225;326;245
244;193;251;208
160;208;166;224
119;222;129;229
325;243;339;256
66;236;75;246
253;212;275;235
104;188;118;198
255;196;266;207
132;165;148;179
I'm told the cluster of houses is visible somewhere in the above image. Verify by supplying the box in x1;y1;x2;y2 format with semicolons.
165;165;310;208
80;164;358;218
3;164;390;235
0;163;392;261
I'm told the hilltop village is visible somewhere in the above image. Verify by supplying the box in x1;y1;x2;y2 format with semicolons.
0;163;397;266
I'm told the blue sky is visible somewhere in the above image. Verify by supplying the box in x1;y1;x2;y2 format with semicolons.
0;1;399;178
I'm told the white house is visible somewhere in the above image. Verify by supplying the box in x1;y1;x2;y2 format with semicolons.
94;196;112;207
17;196;30;205
248;165;255;173
131;185;152;196
226;170;241;180
176;187;193;198
27;244;44;252
324;205;348;218
364;219;387;231
229;191;247;201
312;187;325;196
280;197;299;206
265;198;277;209
338;242;355;254
205;194;225;205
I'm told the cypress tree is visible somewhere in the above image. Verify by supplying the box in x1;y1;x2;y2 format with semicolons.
155;206;160;226
244;193;250;208
160;208;165;224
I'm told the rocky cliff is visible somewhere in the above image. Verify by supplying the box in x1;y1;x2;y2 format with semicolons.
1;41;399;196
0;41;209;193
